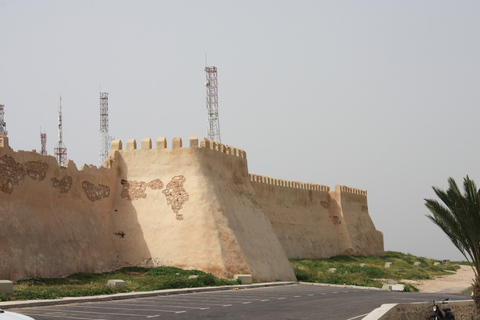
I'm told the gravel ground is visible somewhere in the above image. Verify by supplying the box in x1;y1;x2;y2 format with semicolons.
406;265;475;293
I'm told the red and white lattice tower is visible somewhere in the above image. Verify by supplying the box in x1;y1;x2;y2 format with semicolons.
205;66;221;143
0;104;7;135
40;130;47;155
54;96;67;166
99;92;111;165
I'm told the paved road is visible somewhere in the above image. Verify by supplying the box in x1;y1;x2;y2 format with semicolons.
8;284;471;320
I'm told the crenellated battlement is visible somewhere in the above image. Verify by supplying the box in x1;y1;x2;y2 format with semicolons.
249;173;330;192
110;137;247;159
336;185;367;196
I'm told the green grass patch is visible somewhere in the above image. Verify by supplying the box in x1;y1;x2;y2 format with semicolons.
291;251;465;292
3;266;240;301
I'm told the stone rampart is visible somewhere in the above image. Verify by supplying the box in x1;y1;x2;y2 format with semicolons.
107;137;295;281
250;174;384;258
0;134;383;282
0;135;118;281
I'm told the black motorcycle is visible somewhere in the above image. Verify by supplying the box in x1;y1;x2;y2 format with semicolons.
428;298;454;320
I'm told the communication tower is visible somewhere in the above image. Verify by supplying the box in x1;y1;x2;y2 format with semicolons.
0;104;7;135
99;92;111;165
40;130;47;155
205;66;221;143
54;96;67;166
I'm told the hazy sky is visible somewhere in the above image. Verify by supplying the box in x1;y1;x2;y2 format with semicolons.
1;1;479;261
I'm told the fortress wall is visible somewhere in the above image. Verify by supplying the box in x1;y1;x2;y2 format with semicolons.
330;185;384;256
110;137;295;281
250;174;384;258
249;175;347;258
0;135;118;281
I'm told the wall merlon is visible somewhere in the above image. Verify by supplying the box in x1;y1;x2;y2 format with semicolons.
336;185;367;196
172;137;182;149
126;139;137;150
141;138;152;150
0;134;9;148
189;136;198;148
157;137;167;149
249;174;330;192
111;140;122;151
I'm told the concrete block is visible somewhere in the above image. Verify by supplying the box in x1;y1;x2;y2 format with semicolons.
391;284;405;292
234;274;252;284
381;284;391;291
107;279;125;289
188;275;198;279
0;280;13;295
359;263;366;267
328;268;337;273
414;262;421;266
381;284;404;291
434;262;441;266
385;262;392;268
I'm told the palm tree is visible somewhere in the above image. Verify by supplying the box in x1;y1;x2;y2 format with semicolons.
424;176;480;314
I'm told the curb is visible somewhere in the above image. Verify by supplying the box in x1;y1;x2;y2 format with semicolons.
298;282;381;290
0;281;297;309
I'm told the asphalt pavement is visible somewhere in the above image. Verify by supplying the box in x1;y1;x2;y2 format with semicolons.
3;283;472;320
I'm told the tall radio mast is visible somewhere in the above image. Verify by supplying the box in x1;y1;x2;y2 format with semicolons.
0;104;7;135
54;96;67;166
40;130;47;155
205;66;221;143
99;92;111;165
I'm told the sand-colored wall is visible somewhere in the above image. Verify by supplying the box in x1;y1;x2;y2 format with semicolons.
250;175;384;258
0;135;118;281
0;132;383;282
331;185;384;256
109;137;296;281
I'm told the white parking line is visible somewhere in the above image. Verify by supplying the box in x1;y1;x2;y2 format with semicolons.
261;299;270;302
222;304;232;307
27;308;147;317
23;314;105;320
67;305;184;314
346;313;369;320
278;297;286;300
242;302;251;304
146;316;161;318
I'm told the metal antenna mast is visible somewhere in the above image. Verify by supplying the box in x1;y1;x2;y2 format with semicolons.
54;96;67;166
0;104;7;135
99;92;111;165
40;130;47;155
205;66;221;143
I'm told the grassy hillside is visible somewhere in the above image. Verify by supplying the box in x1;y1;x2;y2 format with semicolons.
0;251;467;301
0;266;240;301
290;251;464;291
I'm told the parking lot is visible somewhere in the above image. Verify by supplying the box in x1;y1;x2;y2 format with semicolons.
7;284;471;320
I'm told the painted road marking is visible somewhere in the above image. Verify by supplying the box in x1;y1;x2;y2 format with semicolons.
346;313;369;320
23;314;105;320
222;304;232;307
67;305;183;313
261;299;270;302
146;316;161;318
26;308;147;317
